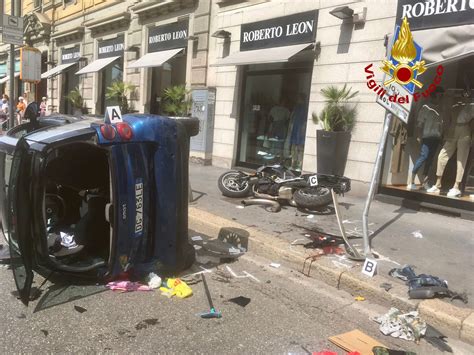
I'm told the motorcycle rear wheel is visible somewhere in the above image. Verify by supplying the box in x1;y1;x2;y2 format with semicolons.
293;186;332;209
218;171;252;198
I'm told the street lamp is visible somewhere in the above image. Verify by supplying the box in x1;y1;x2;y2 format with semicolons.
329;6;354;20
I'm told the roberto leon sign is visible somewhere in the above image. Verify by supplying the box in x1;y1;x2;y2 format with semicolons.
240;10;318;51
148;20;189;53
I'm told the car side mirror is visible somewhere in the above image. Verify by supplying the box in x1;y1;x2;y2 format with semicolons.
24;102;40;125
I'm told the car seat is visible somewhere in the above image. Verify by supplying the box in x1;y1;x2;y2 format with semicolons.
74;195;109;259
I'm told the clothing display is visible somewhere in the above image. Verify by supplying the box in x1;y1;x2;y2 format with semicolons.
436;124;471;183
390;119;408;173
412;137;441;176
269;105;290;139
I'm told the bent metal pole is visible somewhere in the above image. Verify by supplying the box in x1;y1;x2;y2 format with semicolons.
362;112;393;256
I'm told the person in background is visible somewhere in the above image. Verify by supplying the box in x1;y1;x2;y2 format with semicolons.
22;92;29;107
16;96;26;125
0;95;9;123
40;97;47;117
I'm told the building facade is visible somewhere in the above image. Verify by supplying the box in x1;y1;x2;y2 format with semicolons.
2;0;473;215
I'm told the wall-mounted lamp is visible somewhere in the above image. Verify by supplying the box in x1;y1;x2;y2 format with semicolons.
330;6;367;24
212;30;231;39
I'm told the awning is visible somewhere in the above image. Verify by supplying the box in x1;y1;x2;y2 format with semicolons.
0;72;20;84
41;62;77;79
128;48;184;69
414;24;474;67
212;43;313;67
75;56;120;75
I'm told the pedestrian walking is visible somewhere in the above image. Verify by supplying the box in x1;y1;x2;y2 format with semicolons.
16;96;26;125
40;97;47;117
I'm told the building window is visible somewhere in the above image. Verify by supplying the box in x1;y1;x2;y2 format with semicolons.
34;0;42;8
381;56;474;207
100;58;124;114
236;62;312;170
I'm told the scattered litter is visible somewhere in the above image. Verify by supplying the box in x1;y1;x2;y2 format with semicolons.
372;251;401;266
199;274;221;319
306;215;314;219
372;346;416;355
354;296;365;301
411;230;423;239
304;234;311;237
191;235;203;241
303;233;344;249
389;265;467;303
146;272;162;289
291;239;309;246
160;278;193;299
373;307;426;342
228;296;251;307
40;329;49;337
425;324;453;353
269;263;281;268
74;305;87;313
236;205;245;209
379;283;393;292
329;329;386;354
106;281;153;292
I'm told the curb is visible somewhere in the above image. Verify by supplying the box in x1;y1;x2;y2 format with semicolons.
188;206;474;345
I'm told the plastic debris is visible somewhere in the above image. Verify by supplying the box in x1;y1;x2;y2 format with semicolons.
74;305;87;313
354;296;365;301
236;205;245;209
269;262;281;268
228;296;251;307
159;278;193;299
411;230;423;239
306;215;314;219
373;307;426;342
106;281;153;292
146;272;162;289
379;283;393;292
191;235;203;241
60;232;78;249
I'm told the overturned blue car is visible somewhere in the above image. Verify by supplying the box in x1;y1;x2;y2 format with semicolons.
0;104;198;305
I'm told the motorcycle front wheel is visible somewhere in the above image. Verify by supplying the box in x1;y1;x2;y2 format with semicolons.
218;171;252;198
293;186;332;209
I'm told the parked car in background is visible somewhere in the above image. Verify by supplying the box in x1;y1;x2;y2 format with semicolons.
0;103;198;305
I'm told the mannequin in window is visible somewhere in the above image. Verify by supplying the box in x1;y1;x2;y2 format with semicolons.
286;93;308;171
408;87;444;190
427;89;474;197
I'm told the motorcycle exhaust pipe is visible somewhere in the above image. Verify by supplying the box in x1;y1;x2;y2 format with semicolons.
253;191;279;200
241;199;281;213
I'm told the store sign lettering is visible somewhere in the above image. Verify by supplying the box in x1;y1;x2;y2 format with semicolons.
61;45;80;64
240;10;318;51
98;36;124;59
396;0;474;30
99;44;124;55
148;20;189;52
242;20;314;43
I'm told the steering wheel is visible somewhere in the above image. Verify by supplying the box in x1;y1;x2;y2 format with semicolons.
45;193;67;226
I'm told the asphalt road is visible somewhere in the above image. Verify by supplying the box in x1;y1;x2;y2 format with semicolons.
189;163;474;306
0;244;472;354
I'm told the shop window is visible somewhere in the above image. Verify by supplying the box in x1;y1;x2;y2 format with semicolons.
237;62;313;170
100;58;123;115
34;0;42;8
381;56;474;208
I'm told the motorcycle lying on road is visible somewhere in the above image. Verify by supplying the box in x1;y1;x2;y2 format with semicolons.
217;163;351;212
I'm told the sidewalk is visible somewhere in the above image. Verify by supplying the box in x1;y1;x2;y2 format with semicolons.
188;163;474;341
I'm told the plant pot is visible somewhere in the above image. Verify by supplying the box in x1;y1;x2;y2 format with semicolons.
316;130;351;176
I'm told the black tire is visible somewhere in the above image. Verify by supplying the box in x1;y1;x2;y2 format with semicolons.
293;186;332;209
218;171;252;198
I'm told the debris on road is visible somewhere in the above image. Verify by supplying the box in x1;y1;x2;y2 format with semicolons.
269;262;281;268
372;346;416;355
379;283;393;292
160;278;193;299
106;281;153;292
74;305;87;313
227;296;251;307
354;296;365;301
373;307;426;342
225;266;261;283
329;329;386;354
424;324;453;353
198;274;222;319
146;272;162;289
301;247;346;277
389;265;468;303
411;230;423;239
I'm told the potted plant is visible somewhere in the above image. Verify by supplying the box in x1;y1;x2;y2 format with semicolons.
65;87;84;116
106;81;135;114
312;84;358;176
162;85;192;117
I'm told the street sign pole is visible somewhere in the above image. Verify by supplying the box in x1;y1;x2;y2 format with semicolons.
9;0;15;128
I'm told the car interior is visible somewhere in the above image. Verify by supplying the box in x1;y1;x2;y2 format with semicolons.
43;142;111;270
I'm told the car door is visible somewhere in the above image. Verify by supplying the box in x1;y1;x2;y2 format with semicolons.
6;137;34;305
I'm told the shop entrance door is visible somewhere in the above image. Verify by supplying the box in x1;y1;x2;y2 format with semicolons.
61;68;79;114
237;63;312;169
149;55;186;115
